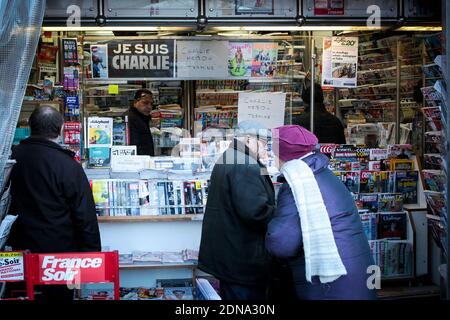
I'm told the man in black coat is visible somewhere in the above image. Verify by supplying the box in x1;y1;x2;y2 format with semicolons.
128;89;155;156
198;121;275;300
7;106;101;300
296;82;346;144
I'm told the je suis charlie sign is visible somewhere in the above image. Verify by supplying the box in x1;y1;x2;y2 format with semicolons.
91;40;175;79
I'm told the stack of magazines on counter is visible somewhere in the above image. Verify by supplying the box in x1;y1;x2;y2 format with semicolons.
119;249;199;266
118;277;220;300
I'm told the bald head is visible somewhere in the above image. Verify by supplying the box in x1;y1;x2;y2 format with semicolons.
29;106;64;140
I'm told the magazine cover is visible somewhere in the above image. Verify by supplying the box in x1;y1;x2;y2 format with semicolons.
359;171;377;193
251;42;278;78
119;253;133;265
379;212;407;240
378;193;404;212
183;181;195;214
424;153;445;170
422;170;446;192
333;146;358;161
164;287;194;300
357;194;379;212
376;171;396;193
173;181;185;215
424;190;446;217
356;147;371;163
156;278;193;288
90;44;109;78
132;251;163;263
360;213;378;241
88;147;111;168
395;171;419;204
369;148;388;161
422;63;443;79
424;131;445;154
120;287;164;300
421;106;442;131
387;144;413;159
88;117;113;148
421;86;442;107
228;42;252;77
191;180;204;214
128;181;140;216
157;182;168;215
341;171;360;194
368;161;381;171
112;117;128;146
389;159;415;171
162;252;184;264
91;180;109;216
64;122;81;145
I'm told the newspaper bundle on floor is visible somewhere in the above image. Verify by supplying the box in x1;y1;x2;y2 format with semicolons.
0;215;18;250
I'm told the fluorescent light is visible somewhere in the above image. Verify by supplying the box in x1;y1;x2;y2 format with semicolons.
396;26;442;31
212;26;387;31
217;32;251;37
41;26;191;32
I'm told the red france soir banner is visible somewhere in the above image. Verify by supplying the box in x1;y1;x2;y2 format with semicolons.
37;253;107;285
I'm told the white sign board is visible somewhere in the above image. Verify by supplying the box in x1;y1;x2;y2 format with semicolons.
176;41;228;78
322;36;359;88
111;155;151;172
237;92;286;129
0;252;24;281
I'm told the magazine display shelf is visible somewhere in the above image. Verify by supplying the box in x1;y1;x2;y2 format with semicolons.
85;168;207;288
328;147;428;281
98;214;203;223
119;262;197;270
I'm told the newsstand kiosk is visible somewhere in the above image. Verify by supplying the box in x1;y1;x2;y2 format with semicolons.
0;251;120;300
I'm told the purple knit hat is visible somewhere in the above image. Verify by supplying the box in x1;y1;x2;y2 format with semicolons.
273;125;318;162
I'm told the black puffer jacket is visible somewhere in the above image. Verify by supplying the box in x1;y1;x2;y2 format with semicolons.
198;139;275;286
7;137;101;253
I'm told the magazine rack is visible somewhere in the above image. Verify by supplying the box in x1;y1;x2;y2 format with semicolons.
0;251;120;300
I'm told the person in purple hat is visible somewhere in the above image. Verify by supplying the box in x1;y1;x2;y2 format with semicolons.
266;125;377;300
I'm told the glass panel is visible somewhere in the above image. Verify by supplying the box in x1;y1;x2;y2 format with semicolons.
105;0;197;18
206;0;296;18
44;0;96;18
303;0;397;18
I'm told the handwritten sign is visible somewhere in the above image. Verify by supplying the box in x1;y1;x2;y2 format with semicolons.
176;41;228;78
237;92;286;129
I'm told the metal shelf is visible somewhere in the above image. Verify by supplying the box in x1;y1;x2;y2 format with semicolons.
119;262;197;269
97;214;204;223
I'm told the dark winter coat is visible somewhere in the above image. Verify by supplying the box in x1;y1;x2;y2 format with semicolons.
7;137;101;253
128;106;155;156
266;152;377;300
198;139;276;286
295;104;346;144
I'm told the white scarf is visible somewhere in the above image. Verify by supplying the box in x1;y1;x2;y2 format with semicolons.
281;154;347;283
